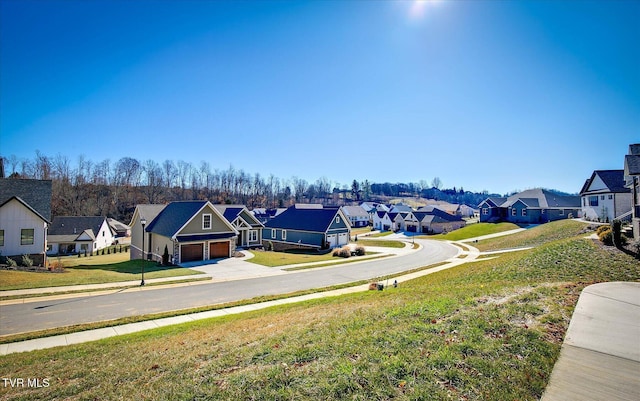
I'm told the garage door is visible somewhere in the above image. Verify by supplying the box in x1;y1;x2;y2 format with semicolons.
327;234;337;248
338;233;349;246
209;241;229;259
181;244;203;262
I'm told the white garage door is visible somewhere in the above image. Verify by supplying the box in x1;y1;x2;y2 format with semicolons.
338;233;349;246
327;234;337;248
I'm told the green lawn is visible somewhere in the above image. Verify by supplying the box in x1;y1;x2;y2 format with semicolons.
0;259;202;290
248;249;337;267
424;222;520;241
355;239;406;248
2;226;638;400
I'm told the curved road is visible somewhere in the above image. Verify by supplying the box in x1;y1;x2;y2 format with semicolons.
0;239;458;336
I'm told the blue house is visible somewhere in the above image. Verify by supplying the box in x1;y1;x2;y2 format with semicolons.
262;204;351;251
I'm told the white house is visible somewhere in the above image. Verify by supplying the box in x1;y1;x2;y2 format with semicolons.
47;216;116;255
342;206;370;228
0;196;49;265
580;170;632;223
372;210;392;231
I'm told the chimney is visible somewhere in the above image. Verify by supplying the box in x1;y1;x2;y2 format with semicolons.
0;157;5;178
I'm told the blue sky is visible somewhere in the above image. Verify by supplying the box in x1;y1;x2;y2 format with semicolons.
1;0;638;195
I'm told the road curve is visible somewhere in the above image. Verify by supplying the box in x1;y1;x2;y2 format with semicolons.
0;239;458;336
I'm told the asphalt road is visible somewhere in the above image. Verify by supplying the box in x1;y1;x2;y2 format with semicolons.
0;239;458;336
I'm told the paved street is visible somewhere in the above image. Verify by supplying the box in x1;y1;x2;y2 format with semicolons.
0;239;458;336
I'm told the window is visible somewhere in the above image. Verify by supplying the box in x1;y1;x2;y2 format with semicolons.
202;214;212;230
600;195;605;200
102;231;105;237
511;208;516;216
81;244;88;251
271;229;276;238
249;230;258;242
482;208;488;215
0;229;4;246
559;209;564;215
522;209;527;216
589;196;599;207
282;230;287;240
21;229;34;245
336;216;340;224
608;194;613;200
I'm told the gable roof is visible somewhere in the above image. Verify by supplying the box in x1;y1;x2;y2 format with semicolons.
146;201;209;238
49;216;112;239
0;178;52;221
342;206;369;218
0;195;50;223
625;155;640;176
146;201;238;239
501;189;580;209
213;204;264;228
265;205;346;232
130;204;167;227
580;170;630;194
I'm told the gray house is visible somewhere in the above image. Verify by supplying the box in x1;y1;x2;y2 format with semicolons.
479;189;581;224
624;143;640;240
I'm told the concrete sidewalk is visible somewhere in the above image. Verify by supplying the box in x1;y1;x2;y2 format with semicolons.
541;282;640;401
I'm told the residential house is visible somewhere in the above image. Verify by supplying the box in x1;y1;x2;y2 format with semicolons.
107;218;131;238
262;204;351;251
213;204;264;248
129;204;166;260
0;179;52;266
624;143;640;240
414;209;466;234
478;189;581;224
579;170;631;222
251;208;287;225
130;201;238;264
372;210;392;231
48;216;116;255
341;205;370;228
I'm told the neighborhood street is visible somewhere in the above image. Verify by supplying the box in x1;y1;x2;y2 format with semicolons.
0;239;457;336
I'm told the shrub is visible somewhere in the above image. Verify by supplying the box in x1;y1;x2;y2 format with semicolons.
21;254;33;267
596;225;610;235
598;228;613;246
354;246;365;256
162;245;170;266
6;257;18;268
631;238;640;256
332;246;351;258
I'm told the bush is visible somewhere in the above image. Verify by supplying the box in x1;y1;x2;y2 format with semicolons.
631;239;640;256
596;225;610;235
6;257;18;268
598;228;613;246
332;246;351;258
21;254;33;267
354;246;365;256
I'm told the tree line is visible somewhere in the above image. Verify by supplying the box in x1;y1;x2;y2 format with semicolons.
1;153;493;223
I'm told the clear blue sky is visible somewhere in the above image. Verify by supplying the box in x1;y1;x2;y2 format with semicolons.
1;0;638;195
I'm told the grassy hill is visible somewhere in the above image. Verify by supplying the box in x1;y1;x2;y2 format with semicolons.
474;220;591;251
427;222;520;241
1;228;638;400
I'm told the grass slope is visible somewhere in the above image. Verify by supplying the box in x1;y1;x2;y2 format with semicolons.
426;222;520;241
474;220;590;252
1;236;638;400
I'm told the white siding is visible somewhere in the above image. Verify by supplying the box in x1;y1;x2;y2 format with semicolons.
0;198;47;256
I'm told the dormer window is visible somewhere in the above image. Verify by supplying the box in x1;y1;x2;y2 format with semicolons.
203;214;212;230
336;216;340;224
